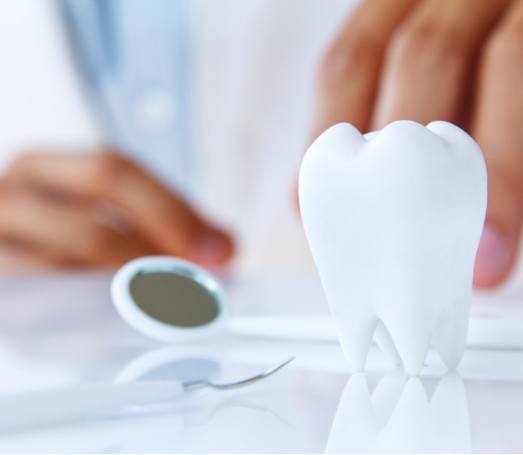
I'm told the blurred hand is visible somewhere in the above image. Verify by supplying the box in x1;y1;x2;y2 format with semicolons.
0;151;234;271
312;0;523;289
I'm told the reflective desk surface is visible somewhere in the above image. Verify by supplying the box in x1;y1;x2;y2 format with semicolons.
0;272;522;453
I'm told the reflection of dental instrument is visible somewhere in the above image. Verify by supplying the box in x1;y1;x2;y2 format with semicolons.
0;358;294;434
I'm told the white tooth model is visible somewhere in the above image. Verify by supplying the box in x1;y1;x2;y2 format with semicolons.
299;121;487;375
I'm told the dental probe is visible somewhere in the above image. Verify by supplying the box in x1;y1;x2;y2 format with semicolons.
0;357;294;434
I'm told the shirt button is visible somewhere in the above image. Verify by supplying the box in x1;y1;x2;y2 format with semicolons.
133;89;176;133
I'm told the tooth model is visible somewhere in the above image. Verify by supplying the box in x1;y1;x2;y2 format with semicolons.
299;121;487;375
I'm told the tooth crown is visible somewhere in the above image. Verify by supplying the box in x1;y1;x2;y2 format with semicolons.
299;121;487;375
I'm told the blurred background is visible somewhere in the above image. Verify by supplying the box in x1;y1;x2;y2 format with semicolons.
0;0;355;276
0;0;522;292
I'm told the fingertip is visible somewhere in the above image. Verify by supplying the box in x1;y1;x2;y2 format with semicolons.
473;224;518;289
190;228;235;269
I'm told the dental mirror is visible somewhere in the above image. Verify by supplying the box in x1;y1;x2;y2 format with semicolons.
111;256;228;342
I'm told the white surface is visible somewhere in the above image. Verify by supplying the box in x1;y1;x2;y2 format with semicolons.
299;122;487;375
0;272;522;452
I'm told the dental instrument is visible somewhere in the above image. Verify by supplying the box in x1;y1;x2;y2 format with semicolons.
0;357;294;433
111;256;523;353
112;256;228;342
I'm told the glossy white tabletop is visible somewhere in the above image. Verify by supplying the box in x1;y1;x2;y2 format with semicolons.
0;272;522;453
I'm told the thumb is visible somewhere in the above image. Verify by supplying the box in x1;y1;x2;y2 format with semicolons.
471;7;523;289
474;168;523;288
187;223;235;269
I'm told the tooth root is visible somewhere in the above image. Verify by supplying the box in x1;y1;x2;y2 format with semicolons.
374;321;401;366
337;316;377;373
381;312;436;376
433;306;469;370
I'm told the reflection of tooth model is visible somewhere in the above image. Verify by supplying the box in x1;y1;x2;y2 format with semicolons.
299;121;487;374
325;372;470;453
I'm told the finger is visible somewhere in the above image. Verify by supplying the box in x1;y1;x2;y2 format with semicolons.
0;242;65;272
371;0;509;129
471;0;523;288
0;186;152;266
312;0;417;138
5;152;234;267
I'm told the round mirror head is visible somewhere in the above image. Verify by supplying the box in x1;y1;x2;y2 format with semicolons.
130;271;220;328
111;256;228;342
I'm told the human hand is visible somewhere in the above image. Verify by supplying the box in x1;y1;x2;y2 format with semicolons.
312;0;523;288
0;151;234;271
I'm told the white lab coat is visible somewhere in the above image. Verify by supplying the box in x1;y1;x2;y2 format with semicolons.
0;0;356;275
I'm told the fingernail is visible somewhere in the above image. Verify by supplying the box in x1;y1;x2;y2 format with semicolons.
474;225;513;287
191;230;234;267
